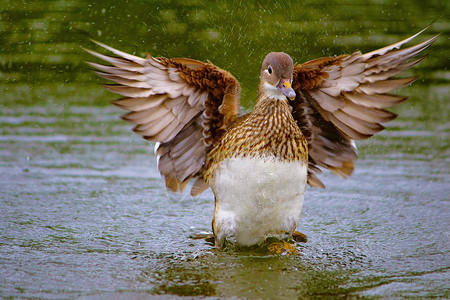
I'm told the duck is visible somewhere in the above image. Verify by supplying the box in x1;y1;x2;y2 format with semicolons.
86;27;437;249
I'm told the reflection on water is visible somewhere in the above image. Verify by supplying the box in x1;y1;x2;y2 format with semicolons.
147;252;367;297
1;0;449;298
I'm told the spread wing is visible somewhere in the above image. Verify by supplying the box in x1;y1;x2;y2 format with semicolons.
85;41;241;195
291;28;439;188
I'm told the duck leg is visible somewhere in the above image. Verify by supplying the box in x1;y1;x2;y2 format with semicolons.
292;230;308;243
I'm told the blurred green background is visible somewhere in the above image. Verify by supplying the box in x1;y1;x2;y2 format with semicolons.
2;0;448;108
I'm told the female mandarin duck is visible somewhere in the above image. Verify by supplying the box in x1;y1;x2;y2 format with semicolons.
86;28;437;249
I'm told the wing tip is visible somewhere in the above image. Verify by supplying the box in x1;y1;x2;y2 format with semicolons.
307;176;326;189
190;177;209;196
404;76;418;87
85;39;148;66
362;25;439;60
111;98;129;110
165;176;188;193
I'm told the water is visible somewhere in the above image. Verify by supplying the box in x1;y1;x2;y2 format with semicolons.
1;0;449;298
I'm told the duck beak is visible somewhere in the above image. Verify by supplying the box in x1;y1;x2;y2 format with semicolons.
277;79;296;100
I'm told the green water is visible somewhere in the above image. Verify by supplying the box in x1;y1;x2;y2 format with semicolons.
1;0;449;298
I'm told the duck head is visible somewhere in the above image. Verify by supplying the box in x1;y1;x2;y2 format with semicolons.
258;52;296;102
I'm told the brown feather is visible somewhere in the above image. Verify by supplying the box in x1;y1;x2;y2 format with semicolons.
112;95;168;111
365;56;426;82
191;178;209;196
87;41;241;196
333;110;385;135
292;28;437;187
340;99;398;123
343;92;407;109
357;77;417;94
104;85;153;98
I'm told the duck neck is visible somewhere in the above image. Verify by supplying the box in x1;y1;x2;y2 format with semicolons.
257;82;286;104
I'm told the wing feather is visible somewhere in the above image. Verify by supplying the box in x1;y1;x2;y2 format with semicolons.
365;56;425;82
343;92;407;108
86;41;241;195
104;85;154;98
292;27;438;187
356;77;417;94
112;95;168;111
340;99;397;123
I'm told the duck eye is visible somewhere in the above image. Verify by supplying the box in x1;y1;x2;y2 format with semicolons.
267;66;272;74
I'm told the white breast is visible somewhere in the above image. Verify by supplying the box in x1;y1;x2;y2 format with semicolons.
210;156;307;247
